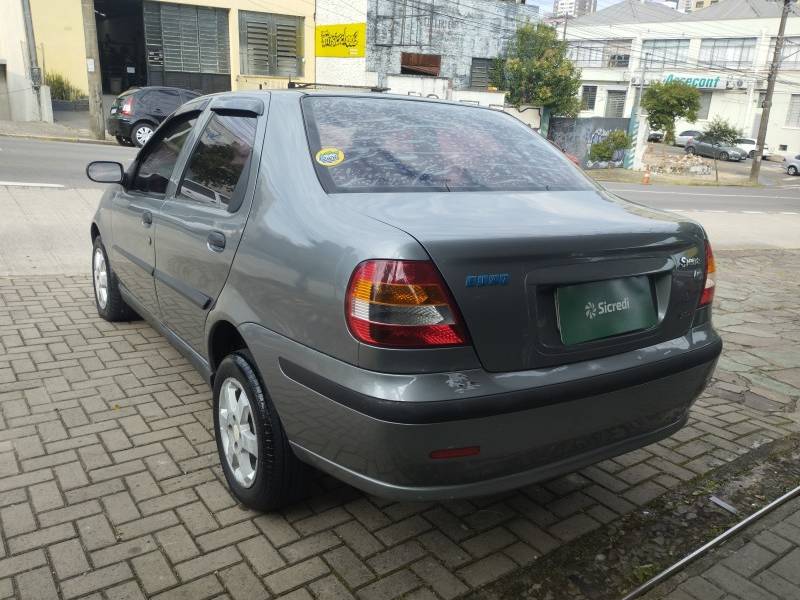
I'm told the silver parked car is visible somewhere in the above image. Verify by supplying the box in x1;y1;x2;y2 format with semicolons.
785;154;800;176
674;129;702;147
685;139;745;161
86;92;722;510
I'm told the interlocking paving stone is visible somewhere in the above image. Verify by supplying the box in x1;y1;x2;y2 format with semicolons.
0;251;799;598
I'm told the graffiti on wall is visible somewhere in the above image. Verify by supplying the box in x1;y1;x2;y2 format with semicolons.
585;128;625;169
548;117;630;169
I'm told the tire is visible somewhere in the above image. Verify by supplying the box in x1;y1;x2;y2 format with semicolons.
131;122;155;147
719;151;729;161
748;150;755;159
686;146;695;155
789;166;798;176
92;236;138;322
213;350;304;511
115;135;128;146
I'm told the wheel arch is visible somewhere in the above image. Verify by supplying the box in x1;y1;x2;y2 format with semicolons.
208;320;248;382
90;222;101;243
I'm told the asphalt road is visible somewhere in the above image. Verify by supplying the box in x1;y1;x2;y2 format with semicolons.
0;136;138;188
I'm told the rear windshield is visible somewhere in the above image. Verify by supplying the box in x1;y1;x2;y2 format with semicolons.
301;96;593;194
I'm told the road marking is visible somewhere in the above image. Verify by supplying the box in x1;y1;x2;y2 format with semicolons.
607;188;800;200
781;211;799;215
743;210;765;214
0;181;64;188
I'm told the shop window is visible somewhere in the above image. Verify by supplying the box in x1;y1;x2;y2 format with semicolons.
401;53;442;76
699;38;756;69
642;39;690;69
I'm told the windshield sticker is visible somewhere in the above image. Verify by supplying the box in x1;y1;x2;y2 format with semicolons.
315;148;345;167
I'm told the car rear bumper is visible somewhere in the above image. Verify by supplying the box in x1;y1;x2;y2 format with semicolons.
242;322;721;501
106;117;132;138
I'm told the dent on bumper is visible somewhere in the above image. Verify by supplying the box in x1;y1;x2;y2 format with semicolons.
242;322;721;501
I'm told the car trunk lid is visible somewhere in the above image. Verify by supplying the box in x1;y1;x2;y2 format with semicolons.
342;189;708;372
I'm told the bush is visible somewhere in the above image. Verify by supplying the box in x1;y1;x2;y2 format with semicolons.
588;129;631;162
45;72;86;102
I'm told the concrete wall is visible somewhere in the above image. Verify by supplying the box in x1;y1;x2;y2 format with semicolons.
29;0;315;95
367;0;538;89
315;0;373;87
568;15;800;155
0;0;40;121
550;117;630;167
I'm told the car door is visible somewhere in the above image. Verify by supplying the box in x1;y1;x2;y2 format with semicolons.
154;97;264;353
110;110;200;315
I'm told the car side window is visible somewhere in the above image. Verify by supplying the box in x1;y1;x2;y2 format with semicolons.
131;114;197;195
155;89;182;114
177;112;257;210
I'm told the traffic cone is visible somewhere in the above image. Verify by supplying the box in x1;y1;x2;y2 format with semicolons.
642;170;651;185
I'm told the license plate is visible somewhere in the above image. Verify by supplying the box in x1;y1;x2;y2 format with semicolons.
556;276;657;345
110;108;117;114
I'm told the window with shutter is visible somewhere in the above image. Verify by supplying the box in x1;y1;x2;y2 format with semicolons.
240;11;303;77
581;86;597;110
604;91;626;118
470;58;492;89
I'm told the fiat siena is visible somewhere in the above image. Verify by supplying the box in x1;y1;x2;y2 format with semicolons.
86;91;722;510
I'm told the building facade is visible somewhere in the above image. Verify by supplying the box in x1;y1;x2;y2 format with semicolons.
567;0;800;155
27;0;315;97
553;0;597;18
315;0;538;106
0;0;41;121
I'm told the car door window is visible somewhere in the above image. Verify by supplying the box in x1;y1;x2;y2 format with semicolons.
155;89;182;114
131;114;197;195
177;113;257;210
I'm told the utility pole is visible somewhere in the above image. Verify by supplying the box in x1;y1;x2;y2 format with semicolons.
80;0;104;140
562;15;568;41
749;0;792;184
20;0;41;120
625;52;649;170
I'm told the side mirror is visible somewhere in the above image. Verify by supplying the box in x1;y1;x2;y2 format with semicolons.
86;161;124;184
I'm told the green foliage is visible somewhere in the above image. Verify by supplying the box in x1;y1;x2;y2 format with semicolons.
700;116;741;146
588;129;632;162
641;81;700;145
493;23;582;117
45;72;86;102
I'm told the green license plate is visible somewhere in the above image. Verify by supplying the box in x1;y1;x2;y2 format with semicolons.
556;276;657;345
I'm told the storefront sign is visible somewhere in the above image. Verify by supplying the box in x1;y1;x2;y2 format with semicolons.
315;23;366;58
663;73;724;89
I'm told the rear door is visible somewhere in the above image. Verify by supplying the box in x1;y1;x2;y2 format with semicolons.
149;89;183;123
110;111;199;313
154;97;264;353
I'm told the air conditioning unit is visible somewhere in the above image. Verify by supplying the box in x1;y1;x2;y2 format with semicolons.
735;79;746;89
725;79;735;89
631;75;641;85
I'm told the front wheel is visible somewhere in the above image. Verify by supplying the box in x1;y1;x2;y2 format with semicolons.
718;151;729;161
92;236;138;322
789;165;798;176
686;146;696;155
213;351;305;511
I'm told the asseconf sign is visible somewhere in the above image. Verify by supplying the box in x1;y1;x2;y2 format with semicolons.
315;23;366;58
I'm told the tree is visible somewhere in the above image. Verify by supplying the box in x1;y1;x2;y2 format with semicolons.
641;81;701;145
699;116;742;184
492;23;582;117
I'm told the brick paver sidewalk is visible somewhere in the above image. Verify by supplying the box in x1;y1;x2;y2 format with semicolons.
0;250;798;599
648;494;800;600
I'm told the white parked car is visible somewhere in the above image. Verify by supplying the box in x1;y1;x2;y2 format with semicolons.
674;129;703;147
785;154;800;176
733;138;771;159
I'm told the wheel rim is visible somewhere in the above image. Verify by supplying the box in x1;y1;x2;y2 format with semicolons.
790;167;797;175
135;126;153;145
720;152;728;161
93;248;108;309
218;377;259;488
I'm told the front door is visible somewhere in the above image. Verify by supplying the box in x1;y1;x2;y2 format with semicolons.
154;110;260;353
110;112;198;313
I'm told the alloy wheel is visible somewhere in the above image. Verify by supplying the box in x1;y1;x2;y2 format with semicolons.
218;377;259;488
93;247;108;309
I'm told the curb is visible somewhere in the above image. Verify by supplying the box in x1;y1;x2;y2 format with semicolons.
0;132;116;146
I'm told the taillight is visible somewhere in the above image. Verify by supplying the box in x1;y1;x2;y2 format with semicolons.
120;97;134;116
699;241;716;306
345;259;468;348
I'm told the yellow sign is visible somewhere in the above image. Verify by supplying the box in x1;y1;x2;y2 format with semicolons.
315;23;366;58
315;148;345;167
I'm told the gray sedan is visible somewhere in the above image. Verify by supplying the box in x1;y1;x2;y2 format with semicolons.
85;91;721;509
685;139;746;161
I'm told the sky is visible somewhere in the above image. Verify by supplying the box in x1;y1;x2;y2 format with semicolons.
523;0;621;14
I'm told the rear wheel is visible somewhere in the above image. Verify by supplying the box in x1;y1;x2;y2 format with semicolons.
685;146;695;155
92;236;138;322
719;151;729;161
789;165;798;176
131;122;155;147
213;350;304;511
748;150;755;159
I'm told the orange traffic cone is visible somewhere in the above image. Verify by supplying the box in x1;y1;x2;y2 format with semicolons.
642;170;651;185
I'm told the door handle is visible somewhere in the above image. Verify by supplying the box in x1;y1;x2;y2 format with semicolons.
207;231;226;253
141;211;152;226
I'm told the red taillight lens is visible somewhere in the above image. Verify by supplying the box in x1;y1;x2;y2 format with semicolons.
345;260;468;348
120;97;134;116
699;241;716;306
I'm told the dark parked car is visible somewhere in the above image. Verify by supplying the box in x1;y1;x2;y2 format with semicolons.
647;131;664;142
86;92;721;510
685;139;745;161
107;86;200;147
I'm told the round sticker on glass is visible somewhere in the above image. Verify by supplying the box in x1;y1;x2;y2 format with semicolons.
315;148;345;167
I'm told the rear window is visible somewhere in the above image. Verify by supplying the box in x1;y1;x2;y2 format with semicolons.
302;96;592;194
